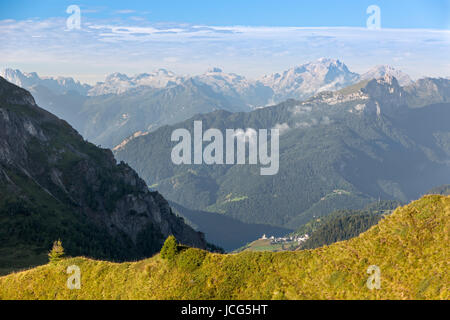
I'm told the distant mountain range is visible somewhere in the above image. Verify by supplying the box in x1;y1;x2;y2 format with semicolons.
1;59;426;147
88;69;185;96
1;60;416;102
114;75;450;229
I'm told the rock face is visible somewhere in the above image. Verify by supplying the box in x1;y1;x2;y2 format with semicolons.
0;76;206;269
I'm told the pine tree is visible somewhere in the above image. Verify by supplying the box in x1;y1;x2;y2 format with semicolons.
48;240;65;263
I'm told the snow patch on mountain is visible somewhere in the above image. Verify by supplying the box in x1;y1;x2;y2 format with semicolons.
193;67;274;107
361;65;413;86
194;67;255;95
260;58;360;102
88;69;185;95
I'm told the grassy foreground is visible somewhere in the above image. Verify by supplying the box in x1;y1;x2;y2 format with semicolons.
0;195;448;300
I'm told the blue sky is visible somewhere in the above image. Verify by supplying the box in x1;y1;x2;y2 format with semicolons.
1;0;449;28
0;1;449;83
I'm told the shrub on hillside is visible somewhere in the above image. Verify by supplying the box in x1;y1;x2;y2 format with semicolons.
160;235;178;261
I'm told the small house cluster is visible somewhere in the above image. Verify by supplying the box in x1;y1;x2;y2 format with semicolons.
260;234;309;244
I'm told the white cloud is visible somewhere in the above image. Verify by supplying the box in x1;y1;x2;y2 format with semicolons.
294;122;311;129
272;122;290;135
115;10;136;14
291;105;313;115
232;128;258;144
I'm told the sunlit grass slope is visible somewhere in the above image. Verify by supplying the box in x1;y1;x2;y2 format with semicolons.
0;195;448;300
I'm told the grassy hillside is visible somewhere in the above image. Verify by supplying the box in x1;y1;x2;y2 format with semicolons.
0;195;448;300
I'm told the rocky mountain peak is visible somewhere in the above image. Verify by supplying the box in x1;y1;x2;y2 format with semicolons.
260;58;359;101
361;65;413;86
363;74;403;98
0;76;37;106
105;72;130;82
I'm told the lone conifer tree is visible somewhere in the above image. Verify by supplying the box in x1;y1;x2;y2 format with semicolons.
48;240;65;263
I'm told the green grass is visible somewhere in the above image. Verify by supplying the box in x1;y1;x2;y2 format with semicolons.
0;195;448;300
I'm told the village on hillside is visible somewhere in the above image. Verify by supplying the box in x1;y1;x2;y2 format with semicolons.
233;233;311;253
